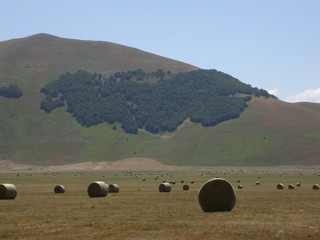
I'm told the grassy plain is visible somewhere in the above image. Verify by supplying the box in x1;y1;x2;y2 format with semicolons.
0;169;319;240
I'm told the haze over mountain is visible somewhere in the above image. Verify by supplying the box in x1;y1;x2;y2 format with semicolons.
1;34;320;166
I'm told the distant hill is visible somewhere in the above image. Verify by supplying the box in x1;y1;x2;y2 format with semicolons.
0;34;319;166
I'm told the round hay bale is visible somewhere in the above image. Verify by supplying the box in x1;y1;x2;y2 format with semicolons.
87;181;108;198
159;183;171;192
276;183;284;190
237;184;243;189
0;184;17;199
109;184;120;193
190;180;195;184
312;184;319;190
256;181;260;185
236;179;240;183
54;185;65;193
198;178;236;212
296;183;301;187
183;184;189;191
288;184;294;190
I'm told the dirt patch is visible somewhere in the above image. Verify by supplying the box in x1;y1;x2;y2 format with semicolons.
0;158;188;172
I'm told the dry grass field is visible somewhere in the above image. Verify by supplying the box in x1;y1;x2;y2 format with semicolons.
0;169;319;240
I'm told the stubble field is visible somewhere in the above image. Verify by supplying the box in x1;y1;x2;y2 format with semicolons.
0;169;319;240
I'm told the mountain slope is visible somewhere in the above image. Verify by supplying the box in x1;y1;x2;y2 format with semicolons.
0;34;197;165
0;33;197;88
0;34;320;166
143;98;320;166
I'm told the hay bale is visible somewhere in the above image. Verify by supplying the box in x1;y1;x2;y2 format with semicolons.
183;184;189;191
0;184;17;199
237;184;243;189
54;185;65;193
312;184;319;190
256;181;260;185
159;183;171;192
296;183;301;187
87;181;108;197
190;180;195;184
109;184;120;193
288;184;294;190
236;179;240;183
198;178;236;212
277;183;284;190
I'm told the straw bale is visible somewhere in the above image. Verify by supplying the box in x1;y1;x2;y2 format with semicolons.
54;185;65;193
312;184;319;190
87;181;108;197
183;184;189;191
198;178;236;212
277;183;284;190
0;184;17;199
109;184;120;193
159;183;171;192
237;184;243;189
288;184;294;190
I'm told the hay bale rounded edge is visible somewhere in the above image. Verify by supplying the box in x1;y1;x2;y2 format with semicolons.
198;178;236;212
183;184;189;191
312;184;319;190
0;183;17;200
109;184;120;193
288;184;294;190
54;185;65;193
159;183;171;192
87;181;109;197
277;183;284;190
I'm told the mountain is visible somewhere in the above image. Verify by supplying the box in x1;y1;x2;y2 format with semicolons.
1;34;320;166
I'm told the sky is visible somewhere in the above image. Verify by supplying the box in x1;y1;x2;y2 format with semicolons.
1;0;320;103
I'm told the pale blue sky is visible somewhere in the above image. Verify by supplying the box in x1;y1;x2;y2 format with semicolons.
1;0;320;102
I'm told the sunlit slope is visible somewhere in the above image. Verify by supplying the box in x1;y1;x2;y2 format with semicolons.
140;98;320;166
1;97;320;166
0;33;197;88
297;102;320;113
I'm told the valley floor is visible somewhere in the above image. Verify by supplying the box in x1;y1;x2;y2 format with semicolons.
0;169;319;240
0;158;319;175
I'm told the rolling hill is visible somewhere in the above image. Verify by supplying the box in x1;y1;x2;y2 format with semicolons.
1;34;320;166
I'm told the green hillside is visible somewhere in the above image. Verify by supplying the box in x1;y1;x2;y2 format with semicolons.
1;34;320;166
297;102;320;113
0;34;196;165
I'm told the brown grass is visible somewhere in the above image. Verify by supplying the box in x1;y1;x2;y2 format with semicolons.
0;171;319;240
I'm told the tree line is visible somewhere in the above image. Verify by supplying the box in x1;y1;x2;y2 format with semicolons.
40;69;275;134
0;85;23;99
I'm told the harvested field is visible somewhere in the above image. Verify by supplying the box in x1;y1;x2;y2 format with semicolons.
0;168;319;240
